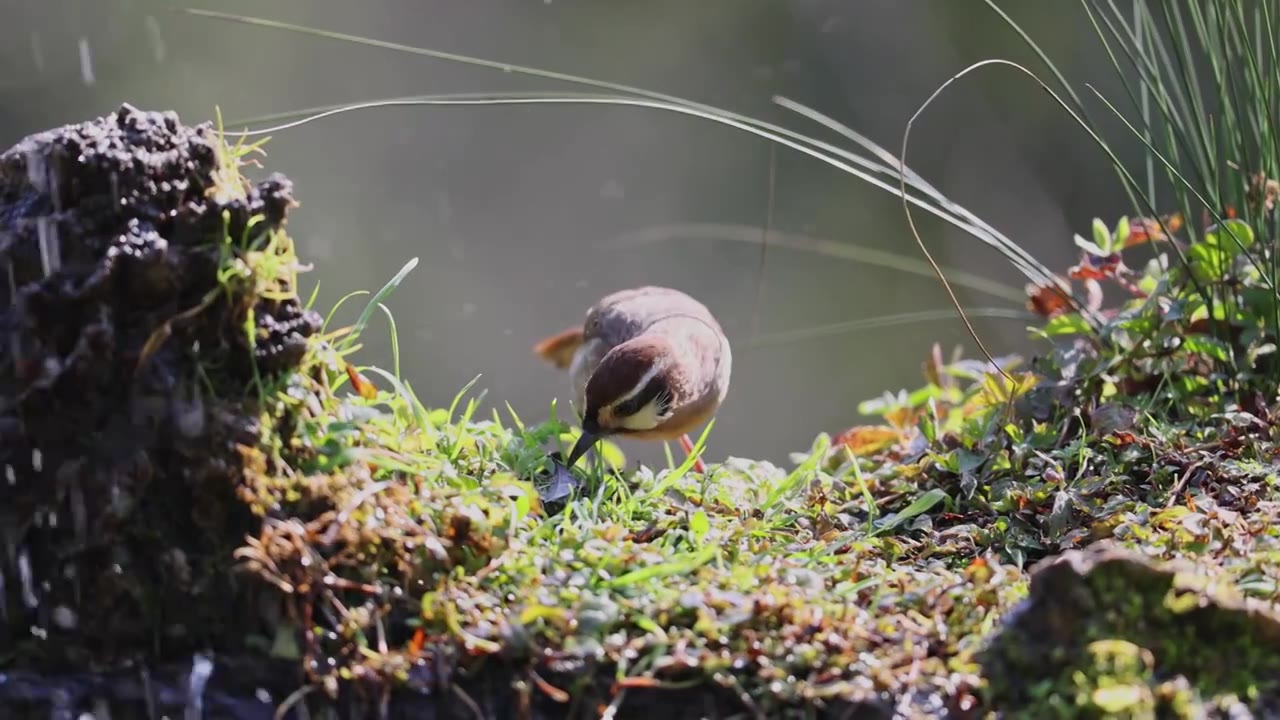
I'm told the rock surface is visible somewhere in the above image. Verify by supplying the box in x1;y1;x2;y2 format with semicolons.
0;104;321;667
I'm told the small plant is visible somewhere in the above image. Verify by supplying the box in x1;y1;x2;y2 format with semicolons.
156;3;1280;717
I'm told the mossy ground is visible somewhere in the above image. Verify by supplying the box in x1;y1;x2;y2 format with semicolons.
5;78;1280;720
224;200;1280;717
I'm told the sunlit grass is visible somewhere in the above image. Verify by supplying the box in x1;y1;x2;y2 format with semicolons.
176;4;1280;715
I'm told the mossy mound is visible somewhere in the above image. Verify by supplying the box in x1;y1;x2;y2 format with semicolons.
0;104;320;666
3;107;1279;720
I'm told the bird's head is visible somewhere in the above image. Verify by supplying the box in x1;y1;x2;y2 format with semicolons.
565;335;680;467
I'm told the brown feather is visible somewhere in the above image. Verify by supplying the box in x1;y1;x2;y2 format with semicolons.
532;326;585;370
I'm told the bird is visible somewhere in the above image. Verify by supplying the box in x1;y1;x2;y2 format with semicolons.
532;286;732;474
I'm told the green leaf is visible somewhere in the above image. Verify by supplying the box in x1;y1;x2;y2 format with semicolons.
689;510;709;544
1113;216;1130;247
919;398;938;444
870;488;948;537
603;546;717;589
1074;233;1107;257
556;431;626;471
905;384;946;408
1043;312;1091;336
1091;686;1145;713
1187;242;1227;284
1206;218;1256;253
341;257;419;352
598;439;627;470
1091;218;1111;254
1182;335;1230;363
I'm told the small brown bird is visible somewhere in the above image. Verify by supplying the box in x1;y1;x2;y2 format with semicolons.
533;286;732;473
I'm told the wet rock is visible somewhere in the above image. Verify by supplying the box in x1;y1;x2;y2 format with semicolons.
980;544;1280;717
0;104;320;665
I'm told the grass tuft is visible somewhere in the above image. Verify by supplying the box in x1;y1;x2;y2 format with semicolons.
164;6;1280;716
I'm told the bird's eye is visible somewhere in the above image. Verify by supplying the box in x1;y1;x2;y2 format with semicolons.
613;393;646;419
614;377;668;420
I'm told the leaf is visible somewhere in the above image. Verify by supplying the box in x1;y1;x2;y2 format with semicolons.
919;399;939;444
1043;312;1091;336
1025;280;1073;318
1187;242;1227;284
871;488;948;537
1074;233;1107;257
1091;686;1145;713
603;546;717;589
832;425;903;457
1206;218;1256;253
538;456;580;504
341;256;419;351
969;371;1039;413
1089;402;1137;436
1048;490;1075;538
345;363;378;400
556;431;626;471
598;439;627;470
689;510;709;544
1113;216;1130;248
518;604;568;626
1182;335;1230;363
1092;217;1112;254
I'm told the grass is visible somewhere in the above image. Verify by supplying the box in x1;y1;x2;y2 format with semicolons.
226;250;1280;715
90;1;1280;715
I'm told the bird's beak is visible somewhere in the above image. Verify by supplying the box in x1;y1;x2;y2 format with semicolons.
566;420;603;468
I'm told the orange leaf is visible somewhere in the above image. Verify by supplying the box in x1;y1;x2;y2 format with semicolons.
408;628;426;656
964;556;991;583
883;405;923;432
1122;214;1182;248
345;363;378;400
1026;281;1073;318
832;425;903;457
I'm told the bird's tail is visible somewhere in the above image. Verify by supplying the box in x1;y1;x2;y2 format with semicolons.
532;326;584;370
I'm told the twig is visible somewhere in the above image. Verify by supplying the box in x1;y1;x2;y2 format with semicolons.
274;684;316;720
1165;461;1204;507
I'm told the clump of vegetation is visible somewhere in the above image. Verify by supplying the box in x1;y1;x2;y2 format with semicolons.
4;1;1280;717
0;103;321;668
189;0;1280;715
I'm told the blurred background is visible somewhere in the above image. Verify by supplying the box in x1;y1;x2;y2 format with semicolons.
0;1;1142;465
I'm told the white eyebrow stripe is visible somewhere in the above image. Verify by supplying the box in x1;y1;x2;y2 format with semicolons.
605;359;663;412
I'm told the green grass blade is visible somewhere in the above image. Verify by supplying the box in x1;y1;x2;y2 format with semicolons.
607;223;1025;303
746;307;1033;348
338;256;419;352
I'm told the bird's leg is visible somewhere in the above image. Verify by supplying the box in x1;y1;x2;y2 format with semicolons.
678;433;707;474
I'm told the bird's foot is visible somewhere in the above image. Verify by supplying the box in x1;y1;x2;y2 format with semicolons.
679;433;708;474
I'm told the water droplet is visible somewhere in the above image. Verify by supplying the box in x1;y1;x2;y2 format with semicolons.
36;216;62;277
17;548;38;609
144;15;167;63
52;605;77;630
29;32;44;72
24;149;47;192
78;37;96;86
185;652;214;720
